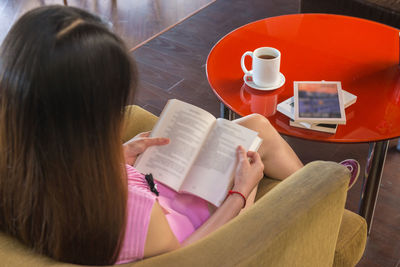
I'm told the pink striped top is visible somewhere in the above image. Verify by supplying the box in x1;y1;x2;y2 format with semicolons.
116;165;210;264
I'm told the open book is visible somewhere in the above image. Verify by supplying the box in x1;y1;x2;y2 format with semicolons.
134;99;262;207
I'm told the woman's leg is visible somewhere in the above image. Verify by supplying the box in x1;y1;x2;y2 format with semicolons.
234;114;303;180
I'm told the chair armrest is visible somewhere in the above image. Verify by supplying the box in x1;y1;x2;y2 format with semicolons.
130;161;350;267
0;162;351;267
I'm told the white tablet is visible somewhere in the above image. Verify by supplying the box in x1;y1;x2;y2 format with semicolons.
293;81;346;124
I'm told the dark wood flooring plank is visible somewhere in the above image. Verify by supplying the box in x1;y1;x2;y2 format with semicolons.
134;80;177;116
135;60;183;92
133;46;206;83
0;0;216;49
64;0;216;49
142;36;208;68
166;78;220;116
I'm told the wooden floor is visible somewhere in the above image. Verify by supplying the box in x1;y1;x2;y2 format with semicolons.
1;0;399;266
0;0;215;49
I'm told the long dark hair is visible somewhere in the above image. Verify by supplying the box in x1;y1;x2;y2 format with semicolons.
0;5;136;265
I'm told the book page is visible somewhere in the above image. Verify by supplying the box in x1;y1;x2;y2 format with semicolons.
134;99;216;191
181;118;259;206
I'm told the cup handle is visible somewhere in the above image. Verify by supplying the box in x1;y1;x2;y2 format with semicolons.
241;51;253;75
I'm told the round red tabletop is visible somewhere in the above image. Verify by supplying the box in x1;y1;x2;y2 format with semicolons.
206;14;400;143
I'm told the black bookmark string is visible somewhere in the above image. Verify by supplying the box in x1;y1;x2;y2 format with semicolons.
145;173;159;196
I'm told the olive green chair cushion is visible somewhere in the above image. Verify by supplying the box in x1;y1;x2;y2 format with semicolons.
334;210;368;267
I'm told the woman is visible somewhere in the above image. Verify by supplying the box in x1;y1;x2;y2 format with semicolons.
0;5;357;265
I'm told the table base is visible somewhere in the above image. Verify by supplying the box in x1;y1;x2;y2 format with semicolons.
359;140;389;235
221;103;237;120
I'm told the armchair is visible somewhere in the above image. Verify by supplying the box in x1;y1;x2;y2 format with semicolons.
0;105;367;267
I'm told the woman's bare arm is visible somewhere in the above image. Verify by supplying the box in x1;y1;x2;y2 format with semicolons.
181;147;264;246
143;146;264;256
143;201;180;258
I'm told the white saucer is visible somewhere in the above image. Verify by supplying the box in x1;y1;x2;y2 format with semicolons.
243;73;285;91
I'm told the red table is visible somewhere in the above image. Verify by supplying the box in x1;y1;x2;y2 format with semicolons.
206;13;400;233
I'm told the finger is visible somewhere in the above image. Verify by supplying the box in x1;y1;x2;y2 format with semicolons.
253;153;264;171
246;150;257;158
124;131;151;145
236;145;248;162
142;137;170;148
247;151;261;164
136;131;151;138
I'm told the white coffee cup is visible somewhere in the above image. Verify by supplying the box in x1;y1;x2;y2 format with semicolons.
241;47;281;88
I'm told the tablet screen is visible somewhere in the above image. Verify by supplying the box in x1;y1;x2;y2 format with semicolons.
294;81;346;124
298;82;341;118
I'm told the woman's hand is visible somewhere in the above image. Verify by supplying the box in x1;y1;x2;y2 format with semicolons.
181;146;264;247
123;131;170;165
232;146;264;198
